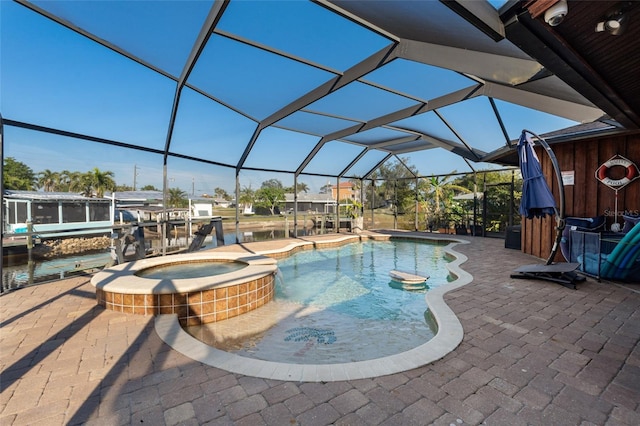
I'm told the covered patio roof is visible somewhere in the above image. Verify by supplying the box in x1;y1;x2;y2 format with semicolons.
2;0;638;189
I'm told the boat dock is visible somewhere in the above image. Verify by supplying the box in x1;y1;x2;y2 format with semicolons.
314;215;353;231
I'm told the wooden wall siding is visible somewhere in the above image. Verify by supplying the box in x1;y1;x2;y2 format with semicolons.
521;133;640;261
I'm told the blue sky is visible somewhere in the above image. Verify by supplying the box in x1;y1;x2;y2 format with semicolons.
1;0;578;196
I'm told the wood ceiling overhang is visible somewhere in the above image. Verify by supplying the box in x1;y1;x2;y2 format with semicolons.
502;0;640;129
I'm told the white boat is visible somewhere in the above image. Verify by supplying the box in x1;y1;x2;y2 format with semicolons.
389;270;429;284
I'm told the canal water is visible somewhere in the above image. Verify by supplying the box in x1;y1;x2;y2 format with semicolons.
2;228;322;293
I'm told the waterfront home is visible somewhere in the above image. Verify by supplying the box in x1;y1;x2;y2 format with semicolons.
3;190;112;239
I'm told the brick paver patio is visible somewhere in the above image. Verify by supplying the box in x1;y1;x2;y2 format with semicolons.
1;233;639;425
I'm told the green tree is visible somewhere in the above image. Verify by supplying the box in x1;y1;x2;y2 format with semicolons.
285;182;309;194
367;159;416;213
167;187;188;208
214;187;231;200
422;173;470;228
426;174;469;215
140;184;159;191
86;168;116;197
239;185;255;212
37;169;58;192
76;174;95;197
320;182;332;194
114;184;134;191
55;170;72;192
453;170;522;231
296;182;309;193
345;199;363;218
65;171;85;193
255;179;285;215
3;157;36;190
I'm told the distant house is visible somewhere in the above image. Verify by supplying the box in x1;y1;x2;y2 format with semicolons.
331;182;360;201
282;192;336;214
188;197;232;218
213;198;231;208
3;190;112;238
191;202;213;218
104;190;164;209
104;191;187;222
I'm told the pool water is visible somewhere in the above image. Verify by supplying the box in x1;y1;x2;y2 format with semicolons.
135;260;247;280
185;240;453;364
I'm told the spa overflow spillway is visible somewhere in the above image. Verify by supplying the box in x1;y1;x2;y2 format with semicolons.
184;240;453;364
135;260;247;280
91;252;279;324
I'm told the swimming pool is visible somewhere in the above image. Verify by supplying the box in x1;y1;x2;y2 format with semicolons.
184;240;453;364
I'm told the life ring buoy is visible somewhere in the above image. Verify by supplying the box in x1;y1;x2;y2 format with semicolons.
596;155;639;188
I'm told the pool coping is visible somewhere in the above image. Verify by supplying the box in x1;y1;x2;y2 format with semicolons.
90;251;278;294
155;231;472;382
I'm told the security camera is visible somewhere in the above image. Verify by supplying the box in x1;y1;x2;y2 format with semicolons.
544;0;568;26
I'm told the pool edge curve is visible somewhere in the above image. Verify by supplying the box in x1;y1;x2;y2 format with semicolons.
154;231;471;382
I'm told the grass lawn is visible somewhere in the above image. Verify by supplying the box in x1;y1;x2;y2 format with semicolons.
208;207;418;232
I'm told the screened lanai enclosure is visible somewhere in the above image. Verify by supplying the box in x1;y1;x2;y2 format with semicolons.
2;1;638;287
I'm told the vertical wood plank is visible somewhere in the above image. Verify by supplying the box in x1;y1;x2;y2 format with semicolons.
542;146;556;258
585;140;600;217
521;135;639;261
573;141;587;216
557;142;575;217
623;135;640;213
599;137;622;229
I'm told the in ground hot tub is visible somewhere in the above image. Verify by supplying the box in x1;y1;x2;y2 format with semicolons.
135;260;248;280
91;252;278;326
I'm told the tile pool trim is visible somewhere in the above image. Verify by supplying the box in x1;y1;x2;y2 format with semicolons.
91;252;279;325
155;232;472;381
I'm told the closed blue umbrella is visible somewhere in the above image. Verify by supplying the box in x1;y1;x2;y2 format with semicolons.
511;130;581;287
518;131;557;219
